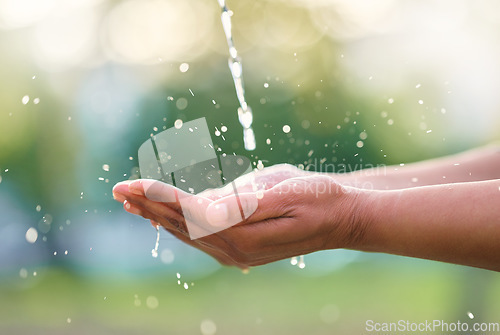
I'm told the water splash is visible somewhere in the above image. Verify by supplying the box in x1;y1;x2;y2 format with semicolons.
151;225;160;258
290;255;305;269
297;255;305;269
217;0;256;151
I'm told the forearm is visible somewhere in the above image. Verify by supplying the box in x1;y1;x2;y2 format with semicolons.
335;145;500;190
357;179;500;271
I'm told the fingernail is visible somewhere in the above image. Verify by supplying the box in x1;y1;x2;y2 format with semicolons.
113;192;126;203
206;203;228;226
113;181;132;194
123;200;141;215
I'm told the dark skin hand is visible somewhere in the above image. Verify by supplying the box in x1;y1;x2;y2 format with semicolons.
113;146;500;271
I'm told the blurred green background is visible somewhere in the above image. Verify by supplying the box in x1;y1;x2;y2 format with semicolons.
1;0;500;334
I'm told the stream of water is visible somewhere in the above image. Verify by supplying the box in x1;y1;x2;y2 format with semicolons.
217;0;256;151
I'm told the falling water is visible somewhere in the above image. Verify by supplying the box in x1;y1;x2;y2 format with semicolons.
290;255;306;269
151;225;160;258
217;0;256;151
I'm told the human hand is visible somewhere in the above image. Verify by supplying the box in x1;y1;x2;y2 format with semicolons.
113;169;365;269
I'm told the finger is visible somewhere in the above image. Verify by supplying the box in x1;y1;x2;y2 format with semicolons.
129;179;180;202
122;193;188;235
112;180;135;202
123;188;222;240
150;220;247;268
205;185;294;227
113;179;181;213
127;179;218;235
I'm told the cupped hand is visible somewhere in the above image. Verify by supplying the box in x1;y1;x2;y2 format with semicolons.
112;166;364;268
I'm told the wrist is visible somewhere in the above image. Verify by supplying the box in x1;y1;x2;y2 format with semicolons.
329;186;386;252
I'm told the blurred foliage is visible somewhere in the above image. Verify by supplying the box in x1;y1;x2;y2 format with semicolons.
1;262;500;335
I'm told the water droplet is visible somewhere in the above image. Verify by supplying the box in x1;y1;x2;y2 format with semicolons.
33;98;40;104
134;295;141;307
25;227;38;243
411;177;419;183
297;255;305;269
179;63;189;73
243;127;256;151
282;125;291;133
290;257;298;265
19;268;28;279
441;108;446;114
221;126;227;132
356;141;364;148
200;319;217;335
256;160;264;170
467;311;474;319
176;98;188;110
238;107;253;129
415;83;421;88
102;164;110;172
36;205;42;212
176;272;181;279
418;100;424;105
167;96;174;101
22;95;30;105
183;282;189;290
263;82;269;88
151;225;160;258
160;248;175;264
174;119;183;129
146;296;159;309
387;119;394;125
387;98;394;104
359;131;368;140
266;138;271;145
